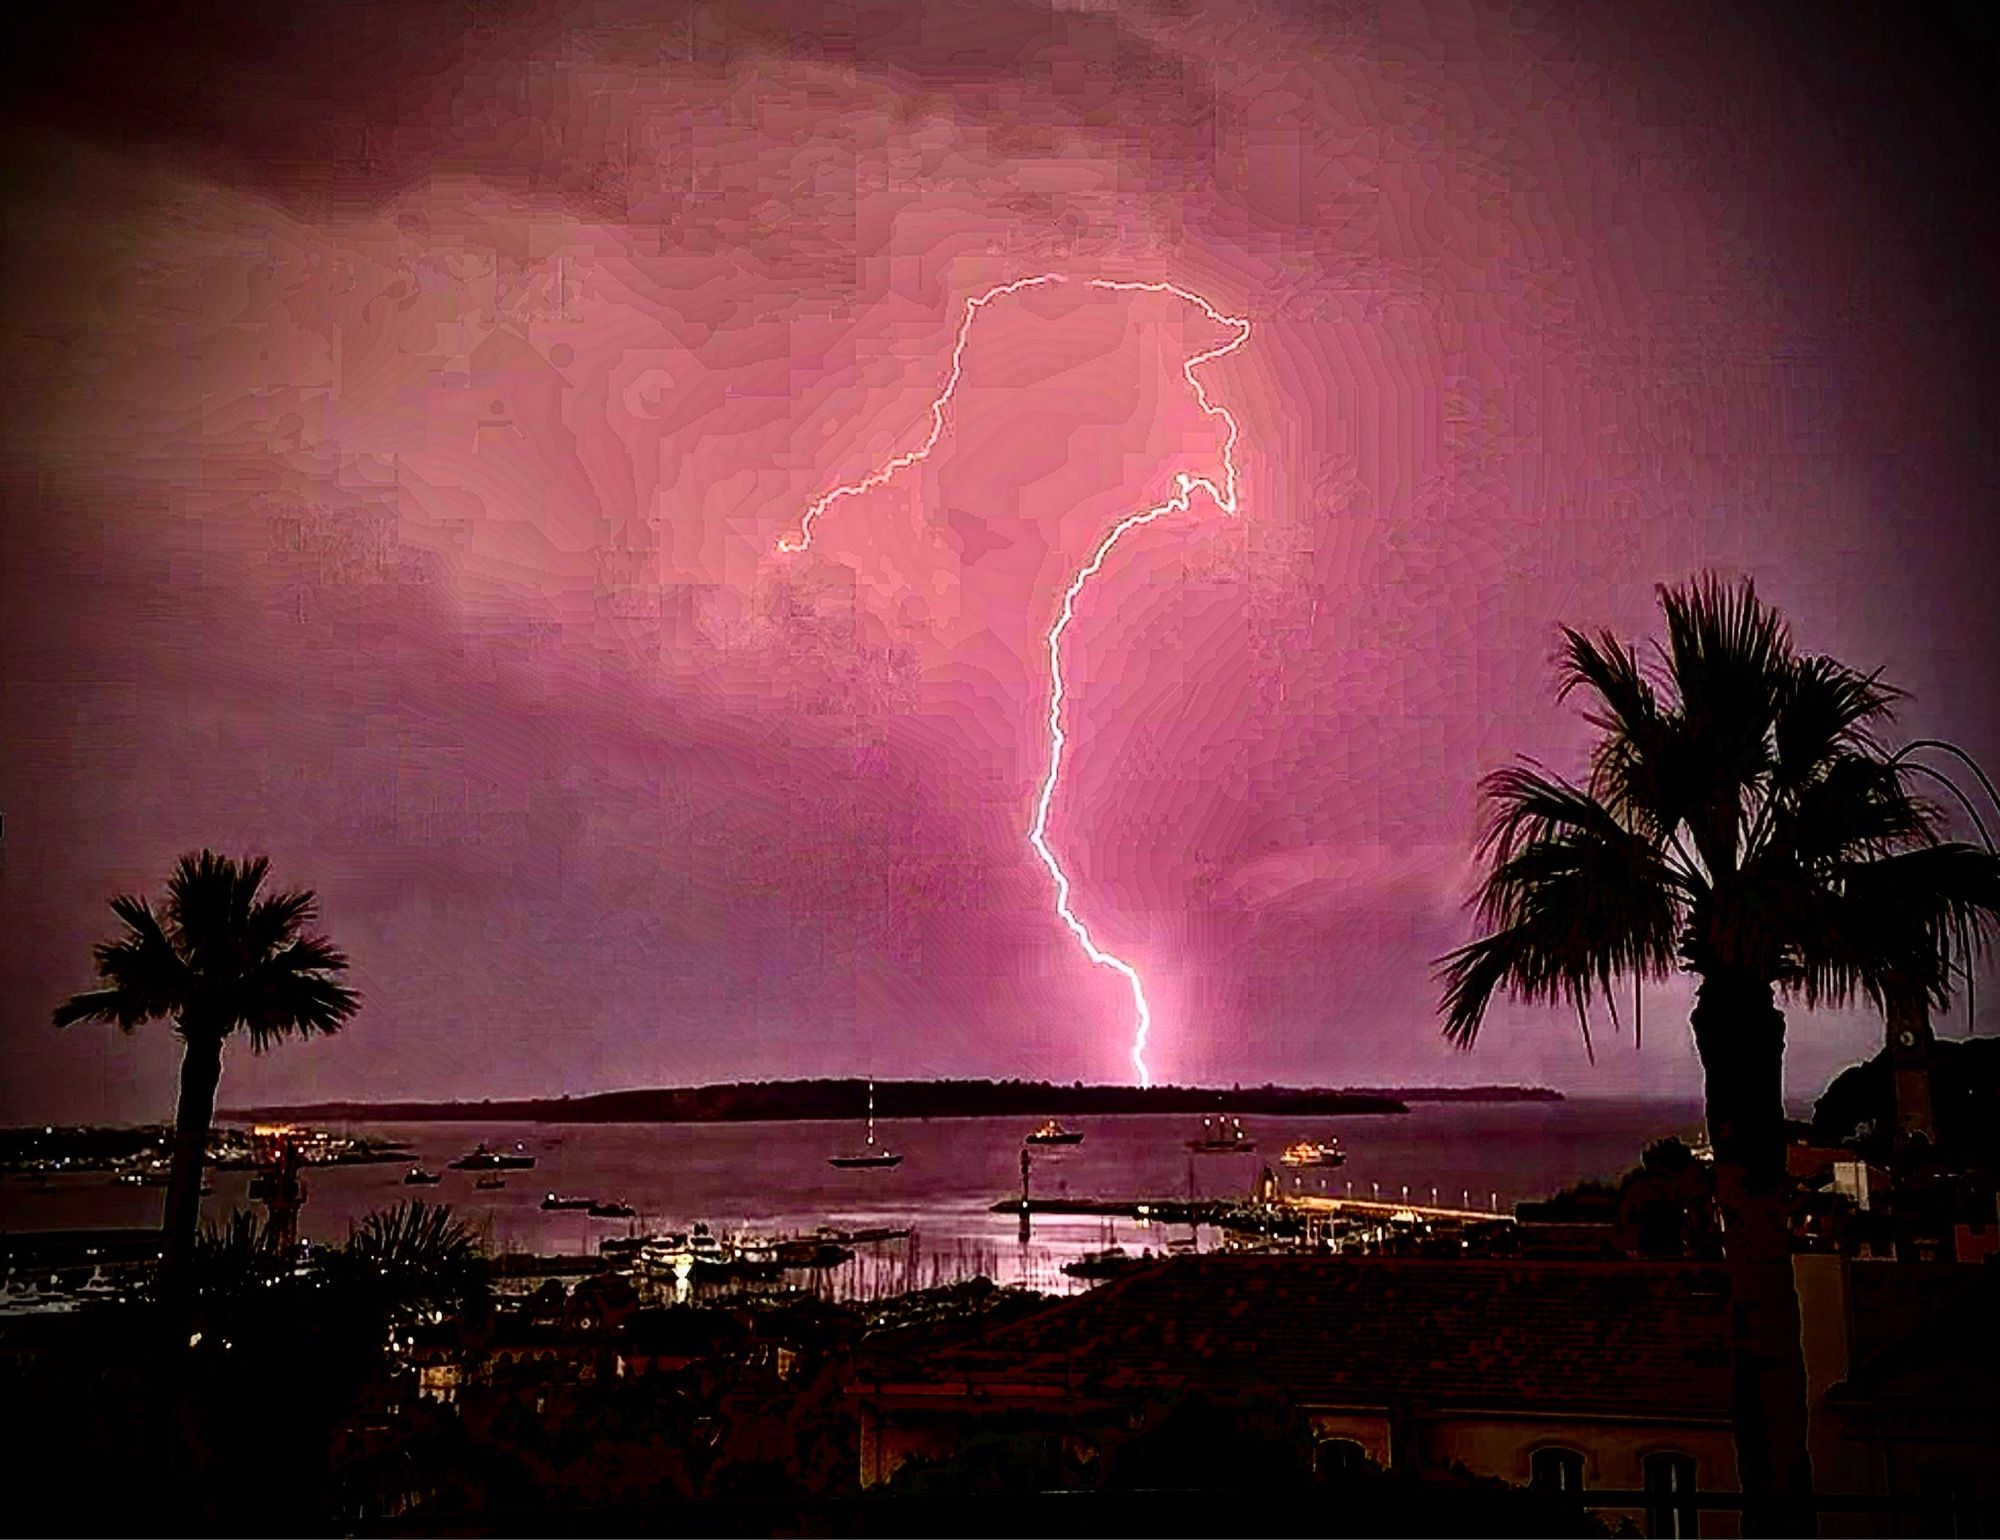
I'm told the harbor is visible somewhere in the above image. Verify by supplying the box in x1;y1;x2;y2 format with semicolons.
3;1101;1695;1309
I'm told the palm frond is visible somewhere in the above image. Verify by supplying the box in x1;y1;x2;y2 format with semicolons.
1657;576;1793;741
1765;754;1936;870
1773;655;1900;785
339;1200;488;1319
1555;626;1706;846
1788;842;2000;1009
247;888;318;955
1438;929;1531;1047
1440;818;1681;1047
166;849;235;972
239;938;359;1051
52;893;190;1030
1656;575;1791;867
1477;764;1652;867
1588;714;1710;853
1557;626;1659;732
51;988;142;1030
1898;761;1997;855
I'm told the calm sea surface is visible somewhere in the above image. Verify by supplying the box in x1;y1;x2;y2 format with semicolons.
2;1099;1705;1293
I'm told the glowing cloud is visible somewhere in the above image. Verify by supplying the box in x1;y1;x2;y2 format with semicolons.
776;275;1252;1085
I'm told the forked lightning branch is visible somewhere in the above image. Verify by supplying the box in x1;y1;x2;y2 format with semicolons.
775;275;1252;1086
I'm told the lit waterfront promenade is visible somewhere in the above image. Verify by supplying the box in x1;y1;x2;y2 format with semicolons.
1281;1193;1516;1225
989;1192;1516;1228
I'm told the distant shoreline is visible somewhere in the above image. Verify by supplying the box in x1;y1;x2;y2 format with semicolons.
218;1078;1562;1126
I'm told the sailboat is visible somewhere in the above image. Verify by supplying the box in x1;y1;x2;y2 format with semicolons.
1188;1115;1255;1154
828;1080;903;1169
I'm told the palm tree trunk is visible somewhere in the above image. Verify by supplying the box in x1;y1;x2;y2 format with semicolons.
1691;972;1815;1537
158;1030;223;1298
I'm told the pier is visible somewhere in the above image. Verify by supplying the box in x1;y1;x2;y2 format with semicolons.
1284;1194;1515;1225
988;1193;1513;1229
987;1196;1233;1224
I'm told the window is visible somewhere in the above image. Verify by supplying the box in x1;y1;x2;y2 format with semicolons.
1920;1466;1979;1539
1313;1438;1370;1481
1530;1446;1585;1493
1644;1452;1698;1539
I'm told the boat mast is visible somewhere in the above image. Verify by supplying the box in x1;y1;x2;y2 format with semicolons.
866;1080;875;1148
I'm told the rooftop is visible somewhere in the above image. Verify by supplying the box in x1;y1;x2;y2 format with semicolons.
860;1256;1738;1421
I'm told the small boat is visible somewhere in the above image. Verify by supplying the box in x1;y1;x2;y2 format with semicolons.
1025;1119;1084;1147
474;1174;507;1190
828;1081;903;1168
125;1170;213;1195
404;1167;443;1185
1279;1139;1345;1169
587;1200;635;1219
1188;1116;1255;1154
73;1271;123;1303
1062;1246;1147;1281
540;1192;593;1211
117;1171;166;1187
447;1143;537;1171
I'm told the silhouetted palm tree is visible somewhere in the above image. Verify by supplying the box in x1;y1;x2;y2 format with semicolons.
335;1198;489;1322
54;850;358;1293
1438;576;2000;1537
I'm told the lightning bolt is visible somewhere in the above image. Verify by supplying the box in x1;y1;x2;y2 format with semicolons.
775;275;1252;1087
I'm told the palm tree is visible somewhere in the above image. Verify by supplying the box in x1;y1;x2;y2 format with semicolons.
336;1198;489;1323
1438;576;2000;1537
54;850;359;1294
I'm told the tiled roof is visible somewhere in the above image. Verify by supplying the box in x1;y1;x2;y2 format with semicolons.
862;1257;1736;1420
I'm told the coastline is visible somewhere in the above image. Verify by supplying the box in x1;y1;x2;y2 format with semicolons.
216;1077;1564;1126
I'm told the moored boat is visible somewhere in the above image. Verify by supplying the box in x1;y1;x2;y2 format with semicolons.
1188;1115;1255;1154
1062;1246;1148;1280
540;1192;592;1211
1025;1119;1084;1146
827;1150;904;1169
1279;1138;1345;1168
828;1081;903;1168
587;1200;636;1219
448;1143;536;1171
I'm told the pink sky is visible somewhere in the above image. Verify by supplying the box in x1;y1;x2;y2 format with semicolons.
2;0;1996;1120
